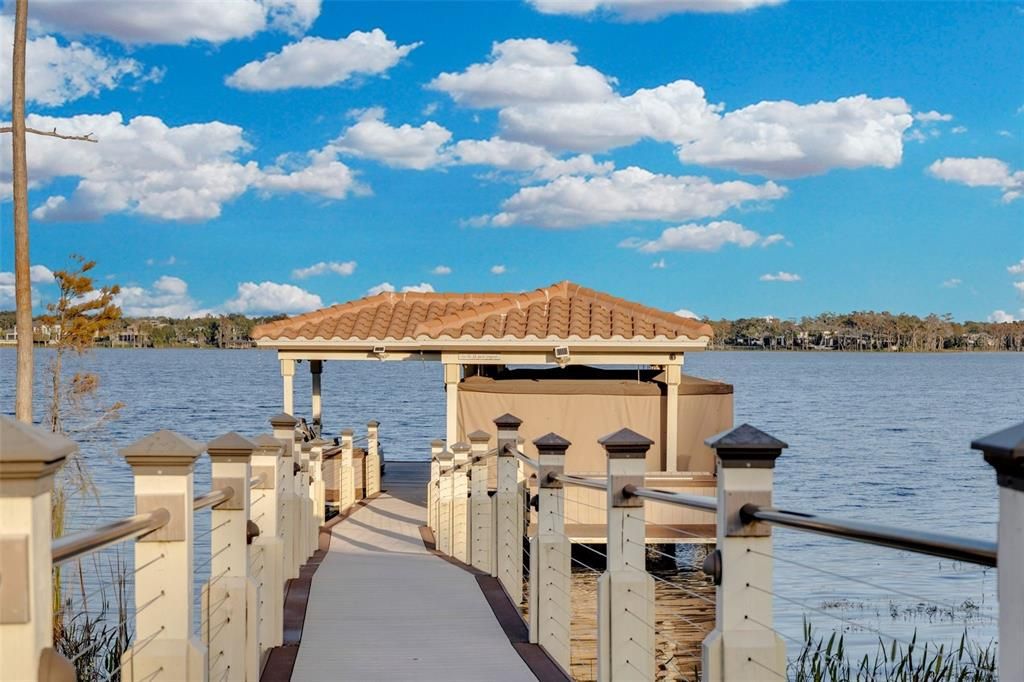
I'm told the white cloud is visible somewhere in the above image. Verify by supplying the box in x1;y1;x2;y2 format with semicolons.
0;16;151;109
226;29;420;91
428;39;614;108
146;256;176;267
941;278;962;288
988;309;1017;323
486;166;786;228
1015;281;1024;298
914;110;953;123
0;264;54;286
0;112;364;220
451;137;612;180
621;221;784;253
951;126;967;134
434;39;912;178
651;258;666;269
116;276;210;317
291;260;357;279
760;271;801;282
332;109;452;170
365;281;433;295
401;282;434;293
998;130;1014;138
528;0;784;20
1008;259;1024;275
491;265;507;275
675;308;699;319
28;0;321;44
927;157;1024;203
367;282;395;296
431;265;452;275
224;281;321;314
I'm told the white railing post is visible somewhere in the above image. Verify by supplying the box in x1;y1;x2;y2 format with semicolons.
495;413;523;605
702;424;787;682
270;413;300;581
436;448;454;555
531;433;572;673
597;428;656;682
340;429;355;515
366;421;381;498
249;435;285;650
0;417;75;681
429;439;444;532
468;431;493;574
451;442;471;563
310;438;326;542
203;433;258;682
120;430;208;681
298;441;312;562
972;422;1024;681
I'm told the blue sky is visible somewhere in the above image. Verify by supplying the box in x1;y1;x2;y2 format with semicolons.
0;0;1021;322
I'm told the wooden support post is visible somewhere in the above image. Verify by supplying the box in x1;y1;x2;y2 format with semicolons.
468;431;493;574
428;439;444;532
340;429;355;514
270;413;300;580
250;435;285;650
530;433;572;673
436;448;455;555
365;421;381;498
597;428;656;682
309;360;323;436
279;358;295;416
120;430;208;681
203;433;258;682
495;413;523;606
0;417;75;681
451;442;471;564
972;422;1024;681
444;362;460;446
702;424;787;682
664;361;681;472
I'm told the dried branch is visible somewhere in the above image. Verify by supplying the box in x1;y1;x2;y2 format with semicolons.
0;126;98;142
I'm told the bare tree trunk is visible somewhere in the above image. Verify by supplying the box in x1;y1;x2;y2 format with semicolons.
12;0;32;423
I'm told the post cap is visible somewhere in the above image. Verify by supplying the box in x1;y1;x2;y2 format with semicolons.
534;432;571;454
0;416;76;481
367;420;380;428
251;434;283;452
341;428;354;437
436;449;455;461
493;413;523;429
599;428;653;458
467;430;491;444
430;438;445;449
120;430;204;469
972;421;1024;491
705;423;787;468
207;432;257;461
451;442;471;454
309;437;328;447
269;413;298;428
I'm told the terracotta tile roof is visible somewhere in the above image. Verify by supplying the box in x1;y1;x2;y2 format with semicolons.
251;281;712;344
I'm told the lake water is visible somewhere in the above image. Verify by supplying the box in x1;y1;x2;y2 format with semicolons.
2;348;1020;676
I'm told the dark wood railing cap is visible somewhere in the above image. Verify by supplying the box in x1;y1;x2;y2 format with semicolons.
207;432;257;460
493;413;523;429
972;421;1024;491
268;413;298;428
120;430;204;470
0;416;76;481
599;428;653;458
534;433;571;454
706;423;786;467
467;430;491;444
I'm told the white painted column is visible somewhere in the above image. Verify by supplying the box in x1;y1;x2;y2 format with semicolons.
279;358;295;416
597;428;656;682
270;413;300;580
444;363;460;446
702;424;788;682
428;439;444;532
530;433;572;673
309;360;323;436
451;443;471;563
120;430;208;681
310;438;326;536
365;421;381;497
340;429;355;514
298;442;312;562
203;433;258;682
664;361;682;472
972;423;1024;681
495;414;523;606
249;435;285;650
436;448;455;555
0;417;75;681
468;431;494;574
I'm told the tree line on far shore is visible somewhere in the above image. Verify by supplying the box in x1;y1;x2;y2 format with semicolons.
3;309;1022;352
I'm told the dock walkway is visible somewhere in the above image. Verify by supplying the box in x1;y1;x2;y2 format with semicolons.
290;462;537;681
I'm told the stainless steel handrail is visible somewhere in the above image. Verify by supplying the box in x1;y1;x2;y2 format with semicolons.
743;504;997;567
552;473;607;492
52;509;171;567
622;484;717;512
249;475;263;488
510;448;538;470
194;486;235;511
